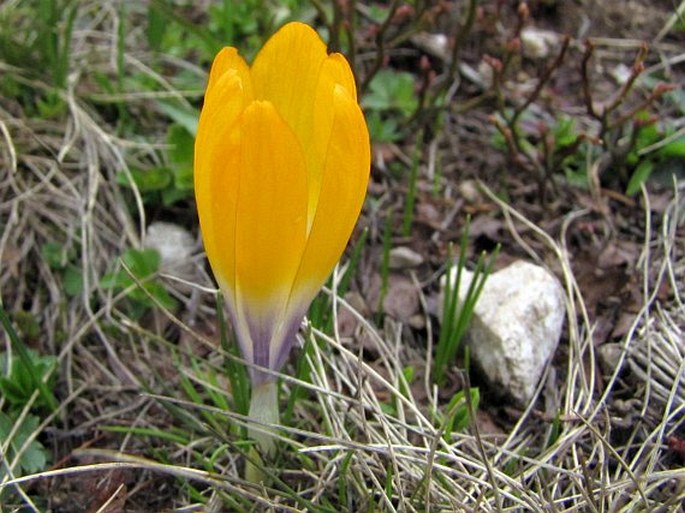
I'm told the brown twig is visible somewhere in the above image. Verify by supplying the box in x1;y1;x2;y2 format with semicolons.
446;0;479;91
510;36;570;127
602;42;649;119
360;0;401;94
608;82;675;132
580;40;598;118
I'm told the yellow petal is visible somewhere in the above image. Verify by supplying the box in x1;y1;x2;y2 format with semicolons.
198;100;309;373
290;84;370;308
231;101;309;375
196;46;253;199
195;23;369;382
194;71;247;304
250;22;327;134
233;101;308;310
303;53;358;230
206;47;252;99
324;53;358;100
250;23;360;232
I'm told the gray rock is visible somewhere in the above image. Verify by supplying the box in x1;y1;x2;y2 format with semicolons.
441;260;565;405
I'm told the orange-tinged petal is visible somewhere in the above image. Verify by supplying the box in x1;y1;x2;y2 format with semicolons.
290;84;370;308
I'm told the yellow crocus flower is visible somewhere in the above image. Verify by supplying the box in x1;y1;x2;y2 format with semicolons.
194;22;370;453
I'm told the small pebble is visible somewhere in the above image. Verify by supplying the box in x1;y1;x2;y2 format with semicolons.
389;247;424;269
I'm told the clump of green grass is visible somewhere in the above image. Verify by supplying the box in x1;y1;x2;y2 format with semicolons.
434;220;499;387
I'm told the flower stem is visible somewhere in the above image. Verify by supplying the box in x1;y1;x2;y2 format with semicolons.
245;379;279;482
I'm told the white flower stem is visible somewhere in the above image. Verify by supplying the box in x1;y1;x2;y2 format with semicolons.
245;379;279;482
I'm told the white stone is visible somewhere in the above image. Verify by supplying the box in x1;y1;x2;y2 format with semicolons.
145;222;195;276
441;260;565;405
389;246;424;269
610;63;632;85
410;32;450;61
520;27;561;60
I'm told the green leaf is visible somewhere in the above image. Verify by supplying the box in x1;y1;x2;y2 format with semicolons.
367;5;390;23
634;120;659;152
564;166;590;189
217;295;250;419
148;0;223;57
434;225;499;386
140;281;177;310
161;187;190;206
122;248;161;278
101;249;176;313
168;124;194;166
0;349;58;409
167;124;195;191
0;412;49;476
442;388;480;439
362;69;418;117
553;116;577;147
367;111;401;143
0;374;29;405
116;167;173;192
63;265;83;297
99;272;119;289
147;3;166;52
41;242;68;269
0;306;58;412
156;100;199;136
626;159;654;196
658;135;685;158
